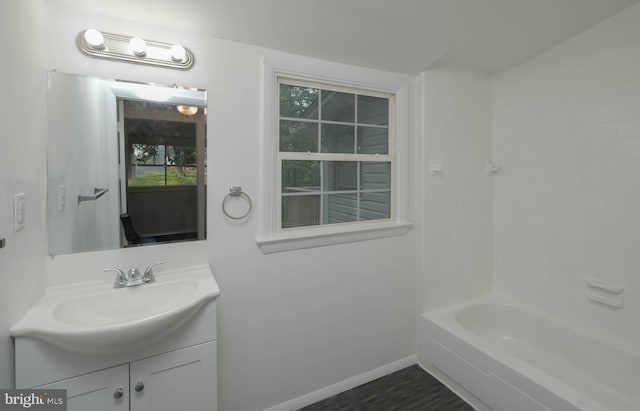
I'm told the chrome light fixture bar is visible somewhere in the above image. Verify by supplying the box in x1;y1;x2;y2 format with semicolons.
77;29;194;70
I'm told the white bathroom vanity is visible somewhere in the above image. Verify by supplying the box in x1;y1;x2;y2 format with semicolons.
12;264;220;411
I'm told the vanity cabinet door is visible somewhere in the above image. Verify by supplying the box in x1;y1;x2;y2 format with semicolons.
130;341;217;411
36;364;129;411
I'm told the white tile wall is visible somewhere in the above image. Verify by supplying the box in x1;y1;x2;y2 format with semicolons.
493;3;640;347
422;67;493;312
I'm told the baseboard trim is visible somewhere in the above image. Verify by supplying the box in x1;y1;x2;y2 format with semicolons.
263;355;418;411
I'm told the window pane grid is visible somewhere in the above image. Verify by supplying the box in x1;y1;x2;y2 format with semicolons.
278;79;393;230
356;161;361;221
279;152;391;162
280;85;389;156
319;153;324;224
128;143;197;186
317;91;323;154
282;189;391;197
354;97;359;159
280;116;389;129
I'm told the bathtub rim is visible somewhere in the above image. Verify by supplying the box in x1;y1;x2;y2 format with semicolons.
424;294;640;359
420;294;640;411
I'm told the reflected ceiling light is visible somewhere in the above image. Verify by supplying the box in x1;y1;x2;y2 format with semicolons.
129;37;147;56
83;29;104;49
170;44;186;62
177;106;199;116
77;30;194;70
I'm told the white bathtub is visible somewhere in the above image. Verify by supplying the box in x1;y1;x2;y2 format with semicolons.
418;297;640;411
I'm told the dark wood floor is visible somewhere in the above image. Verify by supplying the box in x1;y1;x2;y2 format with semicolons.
300;365;474;411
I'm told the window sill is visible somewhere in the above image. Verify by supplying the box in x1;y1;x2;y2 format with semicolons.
255;221;412;254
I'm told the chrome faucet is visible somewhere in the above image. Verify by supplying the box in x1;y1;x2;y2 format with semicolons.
103;268;128;288
103;262;164;288
143;262;164;283
128;268;142;285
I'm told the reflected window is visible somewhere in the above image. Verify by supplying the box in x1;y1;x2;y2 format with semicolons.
121;100;206;245
125;104;200;187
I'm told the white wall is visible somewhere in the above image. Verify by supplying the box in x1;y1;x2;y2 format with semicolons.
0;0;46;388
43;5;418;410
421;67;494;312
493;3;640;348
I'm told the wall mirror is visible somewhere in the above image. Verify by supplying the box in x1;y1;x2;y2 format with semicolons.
47;71;207;256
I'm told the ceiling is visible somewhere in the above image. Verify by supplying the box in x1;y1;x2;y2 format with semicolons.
49;0;640;74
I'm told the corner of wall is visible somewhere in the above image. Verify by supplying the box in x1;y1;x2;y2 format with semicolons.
420;65;494;313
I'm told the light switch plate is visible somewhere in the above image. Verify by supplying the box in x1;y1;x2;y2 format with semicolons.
13;193;25;232
58;185;66;212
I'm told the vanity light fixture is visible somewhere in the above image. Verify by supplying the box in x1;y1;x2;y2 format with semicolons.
77;29;194;70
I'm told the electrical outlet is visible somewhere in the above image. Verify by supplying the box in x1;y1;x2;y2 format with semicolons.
13;193;25;232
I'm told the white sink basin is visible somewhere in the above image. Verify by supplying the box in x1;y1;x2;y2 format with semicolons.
53;280;198;326
11;264;220;356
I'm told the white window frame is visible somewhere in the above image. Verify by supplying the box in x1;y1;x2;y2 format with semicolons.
256;53;413;253
277;78;394;229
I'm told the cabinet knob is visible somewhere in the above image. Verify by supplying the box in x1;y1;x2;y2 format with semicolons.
113;388;124;399
135;381;145;392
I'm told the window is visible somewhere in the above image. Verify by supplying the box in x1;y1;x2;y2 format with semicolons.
257;55;412;253
124;101;201;187
277;79;394;230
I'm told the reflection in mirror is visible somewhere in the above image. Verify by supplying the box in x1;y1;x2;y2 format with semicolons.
47;72;207;256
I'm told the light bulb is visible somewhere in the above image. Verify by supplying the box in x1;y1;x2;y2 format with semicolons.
170;44;186;62
177;106;198;116
129;37;147;56
84;29;104;49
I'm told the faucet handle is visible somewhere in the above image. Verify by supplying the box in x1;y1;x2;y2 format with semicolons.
104;268;127;288
143;262;164;283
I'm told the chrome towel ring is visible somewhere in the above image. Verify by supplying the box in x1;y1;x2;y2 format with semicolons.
222;186;252;220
